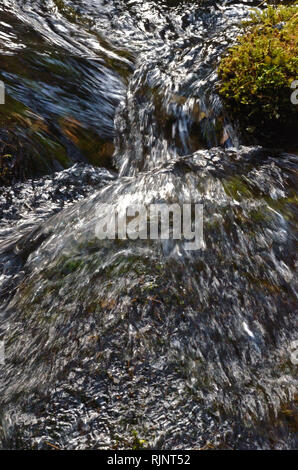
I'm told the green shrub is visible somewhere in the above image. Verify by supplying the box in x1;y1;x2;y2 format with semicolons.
218;2;298;143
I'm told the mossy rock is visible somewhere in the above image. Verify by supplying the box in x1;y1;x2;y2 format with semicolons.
218;2;298;147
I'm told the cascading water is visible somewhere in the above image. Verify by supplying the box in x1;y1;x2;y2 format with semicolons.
0;0;297;449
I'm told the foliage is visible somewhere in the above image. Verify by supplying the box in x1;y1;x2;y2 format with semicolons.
217;2;298;141
131;430;148;450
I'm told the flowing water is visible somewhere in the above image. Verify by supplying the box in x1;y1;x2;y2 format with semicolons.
0;0;297;449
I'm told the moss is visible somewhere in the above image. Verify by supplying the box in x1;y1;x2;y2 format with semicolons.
217;2;298;145
222;175;255;200
131;430;148;450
